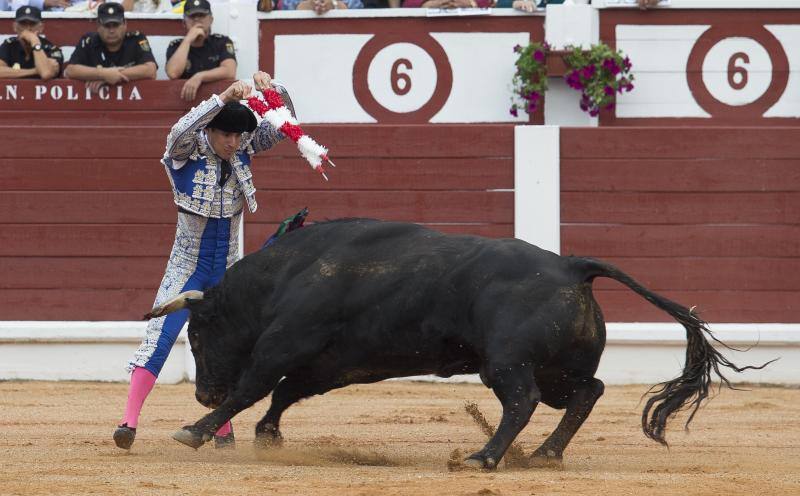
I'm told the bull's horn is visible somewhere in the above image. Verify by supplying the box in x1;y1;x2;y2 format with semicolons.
143;290;204;320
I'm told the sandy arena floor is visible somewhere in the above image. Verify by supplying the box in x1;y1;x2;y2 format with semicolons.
0;380;798;496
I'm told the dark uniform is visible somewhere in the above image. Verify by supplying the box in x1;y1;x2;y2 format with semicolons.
166;34;235;79
0;34;64;78
68;31;157;69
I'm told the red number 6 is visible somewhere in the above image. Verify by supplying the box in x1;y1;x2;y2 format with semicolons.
727;52;749;90
391;58;413;96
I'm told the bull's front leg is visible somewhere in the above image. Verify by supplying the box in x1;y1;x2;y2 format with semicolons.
173;372;281;450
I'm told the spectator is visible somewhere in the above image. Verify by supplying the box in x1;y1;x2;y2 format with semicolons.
64;2;157;92
121;0;172;12
361;0;400;6
0;6;62;79
281;0;363;14
165;0;236;101
402;0;491;8
1;0;73;12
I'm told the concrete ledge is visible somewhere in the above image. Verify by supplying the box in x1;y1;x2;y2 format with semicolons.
0;322;797;385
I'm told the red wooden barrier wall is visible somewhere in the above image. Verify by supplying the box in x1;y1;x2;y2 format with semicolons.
560;127;800;323
1;81;797;323
0;81;514;320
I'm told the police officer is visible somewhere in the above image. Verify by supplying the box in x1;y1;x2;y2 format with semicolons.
165;0;236;102
0;6;62;80
64;2;157;92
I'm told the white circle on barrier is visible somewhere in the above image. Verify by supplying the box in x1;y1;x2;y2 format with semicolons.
701;37;771;106
367;43;437;113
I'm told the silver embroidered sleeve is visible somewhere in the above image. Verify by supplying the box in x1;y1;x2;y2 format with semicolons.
164;96;224;161
249;119;286;155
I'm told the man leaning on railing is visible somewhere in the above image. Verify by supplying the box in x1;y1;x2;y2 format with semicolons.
0;6;62;80
63;2;157;91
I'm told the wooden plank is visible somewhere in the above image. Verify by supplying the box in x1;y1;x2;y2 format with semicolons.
561;192;800;225
591;257;800;292
0;111;184;127
0;225;178;257
562;225;800;258
3;157;513;192
0;221;515;257
560;128;800;159
3;254;795;292
4;159;171;191
0;287;793;323
250;157;514;191
2;191;513;225
0;125;514;159
242;222;513;252
592;290;798;324
0;257;166;290
561;159;800;193
0;289;155;321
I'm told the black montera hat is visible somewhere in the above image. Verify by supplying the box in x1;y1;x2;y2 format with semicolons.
184;0;212;16
15;6;42;23
207;102;257;134
97;2;125;25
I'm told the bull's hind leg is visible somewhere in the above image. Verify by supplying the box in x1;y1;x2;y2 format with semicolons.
530;376;604;467
254;375;338;448
466;363;540;470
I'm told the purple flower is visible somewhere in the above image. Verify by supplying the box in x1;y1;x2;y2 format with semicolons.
565;71;583;90
533;50;545;63
581;64;596;80
604;85;615;96
602;58;621;75
510;106;518;117
527;102;538;113
623;56;632;70
514;44;522;53
579;101;589;111
589;108;600;117
625;82;634;92
604;103;615;110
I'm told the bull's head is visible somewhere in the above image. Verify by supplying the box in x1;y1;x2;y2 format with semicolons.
144;290;244;409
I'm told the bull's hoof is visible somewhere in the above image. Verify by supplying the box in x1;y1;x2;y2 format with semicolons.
528;448;564;469
172;426;211;450
464;454;498;470
254;423;283;449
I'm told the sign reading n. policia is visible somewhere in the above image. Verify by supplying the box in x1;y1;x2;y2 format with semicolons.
0;83;143;102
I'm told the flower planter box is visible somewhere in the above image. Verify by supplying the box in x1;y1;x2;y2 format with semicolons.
545;50;585;77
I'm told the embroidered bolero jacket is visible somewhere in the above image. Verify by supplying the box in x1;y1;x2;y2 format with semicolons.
161;95;284;218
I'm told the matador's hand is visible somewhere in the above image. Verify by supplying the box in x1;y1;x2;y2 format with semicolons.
253;71;273;92
220;80;252;103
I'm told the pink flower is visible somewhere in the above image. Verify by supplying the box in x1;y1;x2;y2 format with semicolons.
533;50;545;63
509;106;519;117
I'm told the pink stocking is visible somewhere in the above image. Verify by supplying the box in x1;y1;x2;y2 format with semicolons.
120;367;157;428
215;421;232;437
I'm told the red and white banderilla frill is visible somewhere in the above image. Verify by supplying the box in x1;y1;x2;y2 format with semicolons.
247;87;335;181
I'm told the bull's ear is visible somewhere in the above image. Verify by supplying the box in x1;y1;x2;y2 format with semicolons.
143;290;204;320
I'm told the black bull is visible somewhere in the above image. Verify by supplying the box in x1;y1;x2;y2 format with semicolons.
146;219;763;469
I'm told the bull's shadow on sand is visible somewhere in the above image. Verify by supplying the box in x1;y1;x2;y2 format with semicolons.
143;218;771;470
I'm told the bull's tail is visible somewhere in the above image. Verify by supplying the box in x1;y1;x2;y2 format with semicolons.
578;257;772;446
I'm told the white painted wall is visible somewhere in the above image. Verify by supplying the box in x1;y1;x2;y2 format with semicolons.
1;322;797;385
